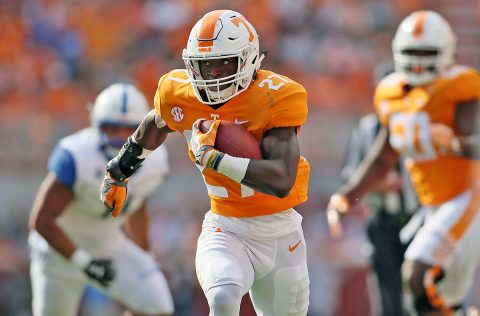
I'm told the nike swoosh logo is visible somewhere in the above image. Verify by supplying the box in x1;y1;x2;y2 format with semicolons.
289;240;302;252
234;119;248;125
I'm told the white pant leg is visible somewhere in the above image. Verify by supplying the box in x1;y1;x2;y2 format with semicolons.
405;188;480;306
99;235;174;315
195;227;255;295
30;259;85;316
248;227;310;316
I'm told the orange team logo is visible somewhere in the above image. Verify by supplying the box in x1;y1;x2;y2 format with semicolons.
197;10;254;52
288;240;302;252
230;16;254;42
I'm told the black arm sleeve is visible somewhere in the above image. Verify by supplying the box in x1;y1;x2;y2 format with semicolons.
107;137;145;181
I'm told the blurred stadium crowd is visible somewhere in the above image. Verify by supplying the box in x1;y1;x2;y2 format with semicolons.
0;0;479;315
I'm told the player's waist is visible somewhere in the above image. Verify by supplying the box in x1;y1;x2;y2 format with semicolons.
210;193;306;217
203;208;303;240
411;174;480;205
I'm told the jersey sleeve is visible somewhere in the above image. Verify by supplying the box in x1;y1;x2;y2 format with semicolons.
48;144;76;188
373;73;406;126
265;83;308;131
154;73;177;131
447;68;480;103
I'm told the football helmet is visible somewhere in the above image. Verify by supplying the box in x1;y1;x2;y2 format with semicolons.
182;10;262;105
392;11;456;86
91;83;149;128
90;83;149;148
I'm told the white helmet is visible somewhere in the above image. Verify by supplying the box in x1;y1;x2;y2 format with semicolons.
392;10;456;86
182;10;262;105
90;83;149;128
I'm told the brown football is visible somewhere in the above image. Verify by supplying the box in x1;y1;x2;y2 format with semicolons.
199;120;262;159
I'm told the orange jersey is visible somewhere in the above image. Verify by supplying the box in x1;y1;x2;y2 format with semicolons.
374;65;480;206
154;69;310;217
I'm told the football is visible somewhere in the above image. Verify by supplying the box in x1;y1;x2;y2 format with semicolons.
199;120;262;159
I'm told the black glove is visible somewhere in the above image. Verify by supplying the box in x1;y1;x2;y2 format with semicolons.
84;259;116;287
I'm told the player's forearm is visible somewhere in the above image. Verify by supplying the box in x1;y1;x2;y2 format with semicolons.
239;126;299;197
458;134;480;159
35;222;77;259
338;128;398;205
108;112;171;182
124;204;151;251
242;158;298;197
340;157;393;203
132;110;171;150
29;174;77;259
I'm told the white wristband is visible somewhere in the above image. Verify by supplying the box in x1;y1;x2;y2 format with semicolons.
71;249;92;269
217;154;250;183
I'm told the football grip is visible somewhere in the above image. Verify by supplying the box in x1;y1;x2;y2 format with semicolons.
200;120;262;159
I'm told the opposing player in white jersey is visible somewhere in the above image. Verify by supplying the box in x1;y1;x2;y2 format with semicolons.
326;11;480;316
100;10;310;316
28;83;174;316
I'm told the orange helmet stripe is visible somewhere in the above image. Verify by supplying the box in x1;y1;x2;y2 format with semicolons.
412;11;428;38
198;10;227;47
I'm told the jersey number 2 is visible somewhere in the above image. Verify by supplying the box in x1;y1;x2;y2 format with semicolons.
258;74;290;90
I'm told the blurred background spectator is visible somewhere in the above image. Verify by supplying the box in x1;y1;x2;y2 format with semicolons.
0;0;479;315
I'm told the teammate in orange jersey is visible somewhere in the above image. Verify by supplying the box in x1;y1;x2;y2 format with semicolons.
100;10;310;316
326;11;480;316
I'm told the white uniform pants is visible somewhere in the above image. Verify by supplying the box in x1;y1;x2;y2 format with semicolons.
30;234;174;316
195;226;310;316
405;187;480;306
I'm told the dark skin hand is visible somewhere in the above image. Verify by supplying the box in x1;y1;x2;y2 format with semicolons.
133;111;300;198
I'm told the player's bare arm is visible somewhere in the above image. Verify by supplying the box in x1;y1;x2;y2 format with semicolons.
132;109;173;150
326;126;398;238
123;201;150;251
241;127;300;197
455;100;480;159
31;172;116;287
29;172;76;258
336;126;399;205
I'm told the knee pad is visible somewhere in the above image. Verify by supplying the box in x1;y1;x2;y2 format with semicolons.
206;284;243;316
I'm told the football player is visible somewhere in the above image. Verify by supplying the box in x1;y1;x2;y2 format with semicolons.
29;83;174;316
326;11;480;316
101;10;310;316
